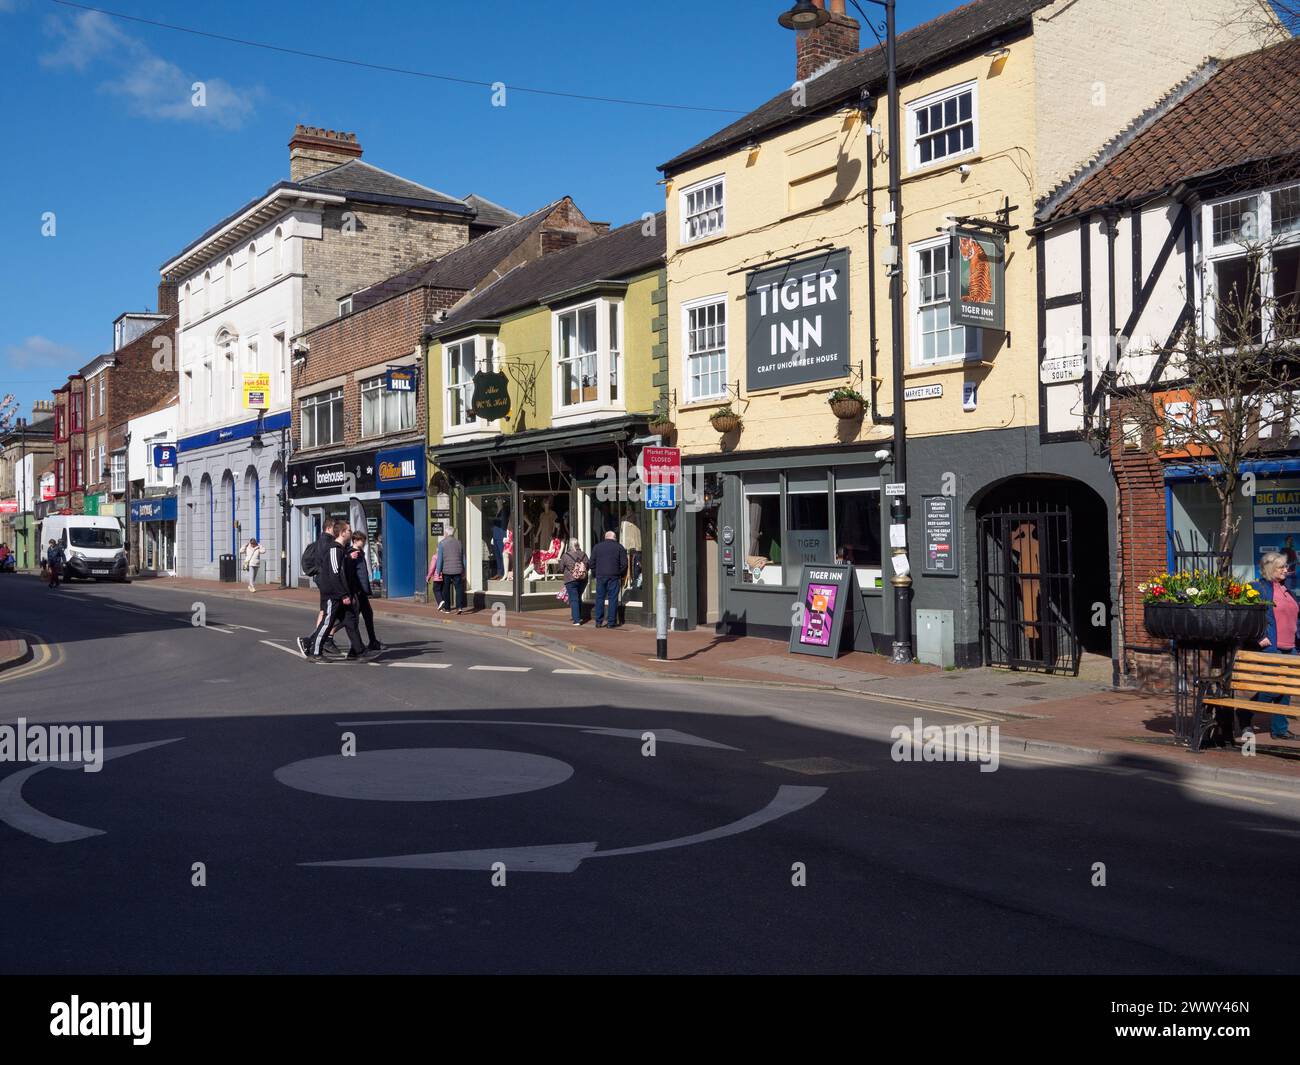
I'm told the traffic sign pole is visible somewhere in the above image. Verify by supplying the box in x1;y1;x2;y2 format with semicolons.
640;443;681;662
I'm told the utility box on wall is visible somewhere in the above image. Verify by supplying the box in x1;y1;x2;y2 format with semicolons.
916;609;954;669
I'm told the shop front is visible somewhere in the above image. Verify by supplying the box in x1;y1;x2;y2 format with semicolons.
432;417;654;619
129;494;177;575
375;444;427;600
669;443;888;651
289;447;380;590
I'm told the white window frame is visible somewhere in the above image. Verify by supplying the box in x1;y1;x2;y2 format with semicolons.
361;372;418;438
443;335;498;438
681;293;729;402
247;242;257;290
680;175;726;245
338;295;353;317
111;451;126;493
551;298;626;425
300;386;344;450
909;235;980;367
906;80;977;173
1201;180;1300;346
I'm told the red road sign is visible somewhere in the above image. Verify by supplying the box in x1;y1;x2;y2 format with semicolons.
642;446;681;485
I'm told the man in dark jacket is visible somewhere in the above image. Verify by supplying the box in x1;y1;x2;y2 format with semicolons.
307;518;342;655
298;521;364;660
349;530;382;651
46;539;65;589
589;530;628;628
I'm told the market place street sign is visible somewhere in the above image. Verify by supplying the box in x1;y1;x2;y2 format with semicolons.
949;228;1005;332
471;371;511;420
746;247;850;390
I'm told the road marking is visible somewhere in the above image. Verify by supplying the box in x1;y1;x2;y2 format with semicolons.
203;625;234;635
467;665;531;672
0;634;61;686
226;624;269;634
553;668;593;675
385;662;452;669
303;784;824;873
336;719;740;750
260;639;303;658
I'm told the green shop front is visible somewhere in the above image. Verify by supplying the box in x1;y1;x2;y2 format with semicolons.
430;416;656;620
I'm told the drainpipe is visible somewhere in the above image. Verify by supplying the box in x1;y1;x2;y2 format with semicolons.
860;90;891;428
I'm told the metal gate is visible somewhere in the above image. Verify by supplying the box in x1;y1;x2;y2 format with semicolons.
978;506;1080;674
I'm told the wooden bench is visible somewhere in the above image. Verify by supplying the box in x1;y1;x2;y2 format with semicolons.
1198;651;1300;748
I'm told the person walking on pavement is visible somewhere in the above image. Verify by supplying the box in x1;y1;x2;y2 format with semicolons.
46;538;65;589
427;538;447;611
349;530;382;652
438;527;466;614
590;530;627;628
242;537;264;592
1248;551;1300;741
298;520;364;661
559;537;590;626
306;518;342;656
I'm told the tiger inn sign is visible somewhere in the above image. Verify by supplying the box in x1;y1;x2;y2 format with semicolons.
949;228;1005;333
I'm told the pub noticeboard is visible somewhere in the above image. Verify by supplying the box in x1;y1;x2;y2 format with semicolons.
789;563;857;660
922;495;958;576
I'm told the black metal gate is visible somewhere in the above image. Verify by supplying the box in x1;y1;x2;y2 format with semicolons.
978;506;1080;674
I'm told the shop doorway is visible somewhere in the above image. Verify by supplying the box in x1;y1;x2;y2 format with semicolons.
975;477;1111;675
384;499;415;598
697;505;720;625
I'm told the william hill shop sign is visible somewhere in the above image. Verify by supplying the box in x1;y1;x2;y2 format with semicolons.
746;248;850;389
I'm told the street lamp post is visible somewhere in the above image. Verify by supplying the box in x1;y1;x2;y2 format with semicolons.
779;0;912;662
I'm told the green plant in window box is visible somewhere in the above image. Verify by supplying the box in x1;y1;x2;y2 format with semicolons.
710;404;742;433
828;387;865;420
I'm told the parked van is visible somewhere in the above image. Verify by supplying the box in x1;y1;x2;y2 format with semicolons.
38;515;128;582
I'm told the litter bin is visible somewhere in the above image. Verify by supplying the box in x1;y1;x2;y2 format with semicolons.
219;553;238;583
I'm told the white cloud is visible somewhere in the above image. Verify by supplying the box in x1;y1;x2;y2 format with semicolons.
4;336;82;371
40;10;262;129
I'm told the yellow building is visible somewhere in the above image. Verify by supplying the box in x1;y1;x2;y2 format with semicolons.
425;215;666;618
659;0;1270;666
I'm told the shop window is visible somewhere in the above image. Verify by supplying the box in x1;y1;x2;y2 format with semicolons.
1169;478;1253;579
743;475;782;585
300;387;343;449
834;473;883;587
361;374;416;437
584;490;645;607
520;492;569;593
787;470;831;567
912;237;978;365
908;82;976;171
466;494;512;594
684;295;727;401
680;175;725;244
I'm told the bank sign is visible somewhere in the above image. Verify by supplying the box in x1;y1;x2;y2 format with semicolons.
746;248;850;390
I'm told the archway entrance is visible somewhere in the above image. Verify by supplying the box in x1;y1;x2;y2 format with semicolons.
975;476;1111;675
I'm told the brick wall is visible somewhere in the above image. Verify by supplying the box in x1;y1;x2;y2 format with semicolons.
300;203;469;330
795;6;860;83
1111;404;1172;689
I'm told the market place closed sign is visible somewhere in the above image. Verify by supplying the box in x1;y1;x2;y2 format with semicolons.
746;248;850;390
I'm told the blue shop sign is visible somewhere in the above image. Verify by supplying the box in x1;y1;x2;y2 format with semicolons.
376;445;424;491
386;367;417;393
153;444;177;468
180;410;290;453
130;496;178;522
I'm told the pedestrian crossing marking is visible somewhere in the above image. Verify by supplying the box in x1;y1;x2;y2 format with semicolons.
468;665;532;672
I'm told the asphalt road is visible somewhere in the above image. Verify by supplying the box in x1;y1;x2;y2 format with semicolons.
2;573;1299;974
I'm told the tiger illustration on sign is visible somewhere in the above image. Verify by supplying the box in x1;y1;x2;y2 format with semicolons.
959;236;992;305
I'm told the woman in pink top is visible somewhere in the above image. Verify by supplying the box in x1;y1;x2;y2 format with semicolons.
1250;551;1300;741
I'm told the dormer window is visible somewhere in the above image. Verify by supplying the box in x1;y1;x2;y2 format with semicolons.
338;295;353;317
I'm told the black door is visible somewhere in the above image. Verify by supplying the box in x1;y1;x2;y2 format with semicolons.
979;506;1080;674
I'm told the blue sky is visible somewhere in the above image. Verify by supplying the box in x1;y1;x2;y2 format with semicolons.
0;0;957;420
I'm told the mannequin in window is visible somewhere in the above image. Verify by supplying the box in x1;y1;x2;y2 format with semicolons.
620;513;642;589
535;497;558;549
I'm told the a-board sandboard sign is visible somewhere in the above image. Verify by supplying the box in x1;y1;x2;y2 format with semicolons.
789;563;857;659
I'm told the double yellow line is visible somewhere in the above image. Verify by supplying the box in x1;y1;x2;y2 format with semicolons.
0;631;63;686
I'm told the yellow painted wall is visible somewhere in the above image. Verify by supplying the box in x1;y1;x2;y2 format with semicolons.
665;37;1041;458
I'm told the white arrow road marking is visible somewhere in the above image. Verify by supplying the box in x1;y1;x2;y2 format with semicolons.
0;738;184;842
303;785;826;872
334;719;741;750
467;665;531;672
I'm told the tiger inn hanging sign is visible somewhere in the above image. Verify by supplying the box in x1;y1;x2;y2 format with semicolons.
949;227;1005;333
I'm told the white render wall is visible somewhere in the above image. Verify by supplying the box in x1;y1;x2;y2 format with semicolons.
127;404;178;490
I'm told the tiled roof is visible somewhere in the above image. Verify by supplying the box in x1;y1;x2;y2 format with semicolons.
298;159;466;208
431;214;666;336
1043;36;1300;221
348;200;563;314
465;194;521;228
660;0;1052;173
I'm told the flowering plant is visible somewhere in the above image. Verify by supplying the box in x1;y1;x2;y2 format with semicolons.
1139;569;1264;606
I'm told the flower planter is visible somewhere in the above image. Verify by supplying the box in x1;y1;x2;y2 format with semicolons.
1144;602;1267;643
710;414;741;433
648;419;675;437
830;397;865;419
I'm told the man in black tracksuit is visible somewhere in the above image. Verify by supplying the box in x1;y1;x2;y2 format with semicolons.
309;518;342;656
298;522;364;661
349;531;382;652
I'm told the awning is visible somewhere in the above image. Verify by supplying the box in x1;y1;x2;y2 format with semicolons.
431;415;648;468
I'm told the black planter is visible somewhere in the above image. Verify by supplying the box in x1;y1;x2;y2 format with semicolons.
1144;602;1267;643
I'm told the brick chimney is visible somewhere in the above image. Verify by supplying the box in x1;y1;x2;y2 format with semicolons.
289;125;363;182
796;0;860;83
157;279;179;318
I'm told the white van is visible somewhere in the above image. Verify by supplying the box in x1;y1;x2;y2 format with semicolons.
39;514;129;582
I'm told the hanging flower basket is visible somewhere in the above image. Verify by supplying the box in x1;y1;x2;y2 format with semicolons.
830;397;865;419
648;417;675;436
1144;602;1267;643
710;406;741;433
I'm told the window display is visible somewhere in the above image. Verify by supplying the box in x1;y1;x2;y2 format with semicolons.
467;493;511;594
587;493;645;607
521;493;568;589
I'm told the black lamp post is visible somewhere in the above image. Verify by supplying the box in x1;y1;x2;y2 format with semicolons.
778;0;912;662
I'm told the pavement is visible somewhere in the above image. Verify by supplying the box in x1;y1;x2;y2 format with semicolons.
2;571;1299;974
127;573;1300;788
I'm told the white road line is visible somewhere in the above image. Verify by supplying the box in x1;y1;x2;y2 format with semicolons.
204;626;234;635
226;624;270;634
552;668;593;675
260;639;303;658
467;665;531;672
384;662;452;669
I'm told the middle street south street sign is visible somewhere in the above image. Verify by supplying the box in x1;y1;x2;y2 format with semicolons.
746;247;850;390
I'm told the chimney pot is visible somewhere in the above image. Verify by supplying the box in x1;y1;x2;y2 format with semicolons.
289;125;364;182
795;5;859;83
